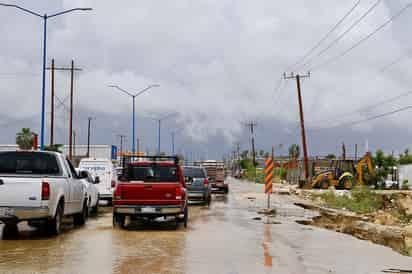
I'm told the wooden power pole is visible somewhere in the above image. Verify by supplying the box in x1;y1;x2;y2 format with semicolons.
284;72;310;181
46;60;82;160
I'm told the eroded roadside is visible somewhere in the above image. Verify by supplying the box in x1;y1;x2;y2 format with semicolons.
290;186;412;257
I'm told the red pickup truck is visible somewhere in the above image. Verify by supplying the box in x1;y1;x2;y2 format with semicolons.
112;156;188;228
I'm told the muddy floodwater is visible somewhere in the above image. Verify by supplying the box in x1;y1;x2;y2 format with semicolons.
1;179;412;274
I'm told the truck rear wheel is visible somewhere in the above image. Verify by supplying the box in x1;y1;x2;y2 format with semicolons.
2;224;18;239
47;202;63;235
73;202;88;226
183;206;188;228
113;213;126;228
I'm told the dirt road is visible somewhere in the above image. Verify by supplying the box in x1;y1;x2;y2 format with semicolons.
0;178;411;274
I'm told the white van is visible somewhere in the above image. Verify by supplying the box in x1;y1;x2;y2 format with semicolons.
78;158;117;203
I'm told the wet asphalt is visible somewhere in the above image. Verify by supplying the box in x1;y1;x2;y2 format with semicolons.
1;178;412;274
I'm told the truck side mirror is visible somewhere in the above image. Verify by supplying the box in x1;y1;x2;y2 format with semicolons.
94;176;100;184
79;171;88;179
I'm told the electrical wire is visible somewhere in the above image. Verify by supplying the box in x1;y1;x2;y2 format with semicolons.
380;49;412;72
289;0;361;71
310;1;412;71
301;0;382;70
307;90;412;126
309;104;412;131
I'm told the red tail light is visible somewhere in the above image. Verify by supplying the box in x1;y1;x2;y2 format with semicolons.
203;178;209;186
114;187;122;200
111;180;116;188
41;181;50;200
176;187;182;200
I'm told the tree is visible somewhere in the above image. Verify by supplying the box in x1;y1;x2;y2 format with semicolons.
16;128;34;150
288;144;300;159
259;149;264;157
399;148;412;165
241;150;249;159
372;149;398;182
43;144;63;153
326;154;336;159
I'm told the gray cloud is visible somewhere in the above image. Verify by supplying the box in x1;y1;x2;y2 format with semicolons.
1;0;412;158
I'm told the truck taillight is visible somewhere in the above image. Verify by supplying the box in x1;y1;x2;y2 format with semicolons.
176;187;182;200
111;180;116;188
203;178;209;186
114;187;122;200
41;181;50;200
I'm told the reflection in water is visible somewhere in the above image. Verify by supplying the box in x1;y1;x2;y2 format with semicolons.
112;219;186;274
262;223;273;268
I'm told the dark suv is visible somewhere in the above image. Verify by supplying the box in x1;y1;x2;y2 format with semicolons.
183;166;211;205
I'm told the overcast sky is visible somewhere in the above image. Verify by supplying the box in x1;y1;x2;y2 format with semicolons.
1;0;412;159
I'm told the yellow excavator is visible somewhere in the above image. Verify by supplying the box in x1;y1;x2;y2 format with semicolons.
303;153;375;189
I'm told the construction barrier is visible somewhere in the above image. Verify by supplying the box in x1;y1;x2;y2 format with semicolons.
264;157;274;194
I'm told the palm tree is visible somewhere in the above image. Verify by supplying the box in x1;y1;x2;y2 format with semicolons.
16;128;34;150
288;144;300;159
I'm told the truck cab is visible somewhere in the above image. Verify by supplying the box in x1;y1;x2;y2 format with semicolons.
112;156;188;228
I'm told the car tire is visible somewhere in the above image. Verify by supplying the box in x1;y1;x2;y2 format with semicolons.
73;202;88;226
183;206;188;228
2;223;18;239
47;202;63;235
91;195;99;215
113;213;125;228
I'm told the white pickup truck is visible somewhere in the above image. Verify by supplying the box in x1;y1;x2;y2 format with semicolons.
0;151;89;236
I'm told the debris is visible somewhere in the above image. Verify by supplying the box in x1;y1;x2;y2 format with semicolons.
382;269;412;273
257;208;277;216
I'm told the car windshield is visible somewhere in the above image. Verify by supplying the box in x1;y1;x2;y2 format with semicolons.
0;152;61;175
128;165;179;182
183;167;205;178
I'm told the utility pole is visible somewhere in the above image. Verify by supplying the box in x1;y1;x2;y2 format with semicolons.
46;60;82;159
73;130;76;157
49;59;55;145
87;117;94;158
243;121;257;181
284;72;310;181
237;143;240;161
118;135;127;155
136;138;140;154
355;144;358;161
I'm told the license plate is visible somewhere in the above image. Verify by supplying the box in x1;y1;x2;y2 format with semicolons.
141;207;156;213
0;207;14;217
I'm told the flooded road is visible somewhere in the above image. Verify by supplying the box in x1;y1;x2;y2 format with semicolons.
1;178;412;274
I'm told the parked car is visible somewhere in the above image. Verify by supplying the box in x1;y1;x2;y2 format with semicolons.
0;151;89;236
78;158;117;204
183;166;211;205
113;156;188;228
76;168;100;215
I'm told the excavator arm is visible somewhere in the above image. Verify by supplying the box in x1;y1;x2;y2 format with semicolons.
356;152;374;185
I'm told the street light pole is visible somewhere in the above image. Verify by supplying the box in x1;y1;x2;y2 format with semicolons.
171;131;175;155
158;119;161;156
132;97;136;153
0;3;92;150
108;84;160;154
86;117;94;158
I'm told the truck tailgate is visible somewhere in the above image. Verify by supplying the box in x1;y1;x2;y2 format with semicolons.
117;182;182;205
0;177;43;207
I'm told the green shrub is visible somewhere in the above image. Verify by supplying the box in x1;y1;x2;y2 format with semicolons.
320;187;383;214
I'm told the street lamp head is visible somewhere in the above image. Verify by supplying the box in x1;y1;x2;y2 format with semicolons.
79;8;93;11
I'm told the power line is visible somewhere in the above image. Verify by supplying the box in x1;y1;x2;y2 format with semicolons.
302;0;382;70
310;1;412;71
380;49;412;72
290;0;361;70
310;104;412;131
307;90;412;126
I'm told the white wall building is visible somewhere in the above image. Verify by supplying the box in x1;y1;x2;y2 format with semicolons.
0;144;117;161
